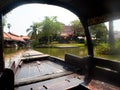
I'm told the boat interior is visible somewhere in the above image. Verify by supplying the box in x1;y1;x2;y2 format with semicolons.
15;52;86;90
0;0;120;90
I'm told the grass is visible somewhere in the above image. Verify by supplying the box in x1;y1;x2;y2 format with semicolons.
52;43;85;47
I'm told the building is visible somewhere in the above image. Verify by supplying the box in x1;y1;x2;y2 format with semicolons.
60;25;74;38
3;32;30;48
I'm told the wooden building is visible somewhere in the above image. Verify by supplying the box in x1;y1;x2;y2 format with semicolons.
3;32;30;48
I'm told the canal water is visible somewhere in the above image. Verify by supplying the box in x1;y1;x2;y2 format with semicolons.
4;48;26;68
34;47;88;59
4;47;120;67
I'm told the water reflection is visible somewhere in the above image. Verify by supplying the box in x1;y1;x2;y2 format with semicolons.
34;47;88;59
4;48;26;67
4;47;120;68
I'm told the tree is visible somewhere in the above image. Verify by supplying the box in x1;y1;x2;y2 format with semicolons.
2;15;7;27
89;23;108;43
39;16;63;44
27;16;63;45
7;23;11;32
70;19;85;36
26;23;40;40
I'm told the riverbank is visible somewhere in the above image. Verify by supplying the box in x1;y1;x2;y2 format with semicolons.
35;43;85;48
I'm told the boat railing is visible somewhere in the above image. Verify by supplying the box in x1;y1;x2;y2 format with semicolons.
65;53;88;72
22;53;31;61
65;53;120;86
8;61;16;73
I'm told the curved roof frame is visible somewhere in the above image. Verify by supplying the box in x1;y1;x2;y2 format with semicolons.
1;0;120;26
0;0;94;54
0;0;80;18
1;0;120;72
0;0;94;73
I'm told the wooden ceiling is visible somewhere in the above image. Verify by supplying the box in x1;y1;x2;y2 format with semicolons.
1;0;120;25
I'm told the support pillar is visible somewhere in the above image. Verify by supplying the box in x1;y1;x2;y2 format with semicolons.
0;13;4;73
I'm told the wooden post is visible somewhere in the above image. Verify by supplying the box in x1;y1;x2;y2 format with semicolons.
81;19;94;57
80;18;95;83
0;13;4;73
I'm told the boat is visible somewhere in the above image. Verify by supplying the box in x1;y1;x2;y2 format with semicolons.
14;49;89;90
0;0;120;90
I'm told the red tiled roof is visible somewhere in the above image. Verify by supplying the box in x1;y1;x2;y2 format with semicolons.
61;25;74;36
8;32;19;37
3;32;11;40
4;32;25;42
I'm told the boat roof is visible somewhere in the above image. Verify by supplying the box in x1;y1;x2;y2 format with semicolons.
1;0;120;26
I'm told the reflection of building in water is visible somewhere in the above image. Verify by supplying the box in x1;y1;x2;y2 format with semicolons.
3;32;30;48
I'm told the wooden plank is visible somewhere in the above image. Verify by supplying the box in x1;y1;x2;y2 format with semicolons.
65;54;87;69
93;67;120;87
15;64;30;79
23;50;43;56
15;60;67;80
87;79;120;90
45;61;67;70
16;62;42;79
15;71;73;87
15;74;85;90
41;77;83;90
94;57;120;72
21;54;50;60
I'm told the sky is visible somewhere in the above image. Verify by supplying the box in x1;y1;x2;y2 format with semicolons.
4;4;79;36
4;3;120;36
105;20;120;31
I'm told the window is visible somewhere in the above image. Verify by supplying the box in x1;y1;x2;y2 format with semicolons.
89;20;120;61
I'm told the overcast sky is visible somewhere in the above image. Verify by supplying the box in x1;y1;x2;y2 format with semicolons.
4;4;79;36
4;3;120;36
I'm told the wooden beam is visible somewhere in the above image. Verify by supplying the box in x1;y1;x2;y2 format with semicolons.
0;14;4;73
15;71;73;87
94;57;120;73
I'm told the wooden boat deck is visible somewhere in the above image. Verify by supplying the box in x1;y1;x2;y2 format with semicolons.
15;60;70;81
14;50;86;90
14;50;120;90
15;73;84;90
21;50;50;60
15;60;85;90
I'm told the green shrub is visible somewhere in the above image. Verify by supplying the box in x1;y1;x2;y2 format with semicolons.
31;40;39;47
96;43;120;55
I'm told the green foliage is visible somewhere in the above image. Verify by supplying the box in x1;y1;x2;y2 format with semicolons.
96;42;120;55
90;23;108;44
41;16;63;36
70;19;85;36
31;40;39;47
27;16;63;45
2;16;7;27
26;23;40;40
